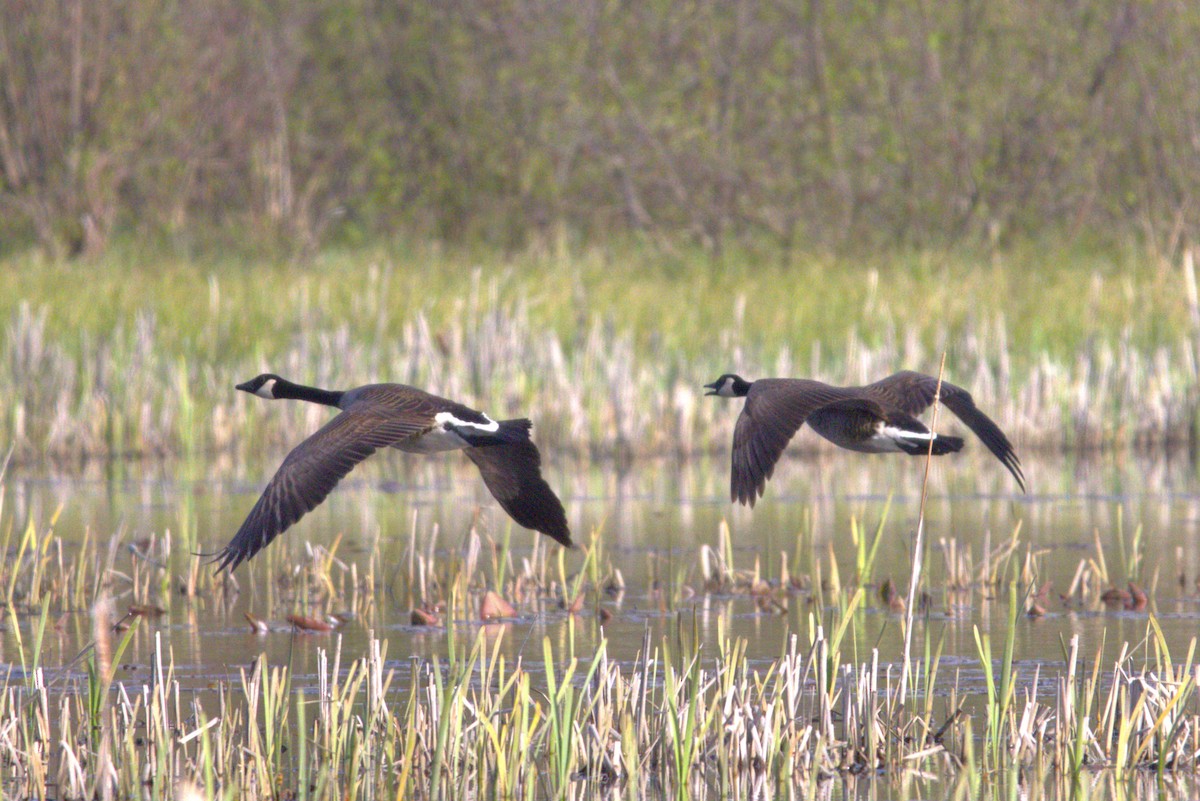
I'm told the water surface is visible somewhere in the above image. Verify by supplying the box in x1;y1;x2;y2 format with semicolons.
5;449;1199;697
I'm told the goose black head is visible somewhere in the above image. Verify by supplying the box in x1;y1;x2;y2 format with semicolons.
704;374;752;398
236;373;285;399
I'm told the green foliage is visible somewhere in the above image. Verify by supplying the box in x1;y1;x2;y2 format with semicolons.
2;0;1200;255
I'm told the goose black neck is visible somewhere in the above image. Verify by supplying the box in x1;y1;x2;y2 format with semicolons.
731;375;753;396
274;379;344;407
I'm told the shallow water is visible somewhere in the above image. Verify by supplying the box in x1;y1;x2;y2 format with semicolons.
5;448;1200;690
5;449;1200;797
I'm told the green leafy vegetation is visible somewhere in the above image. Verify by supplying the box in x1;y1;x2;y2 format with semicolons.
2;1;1199;256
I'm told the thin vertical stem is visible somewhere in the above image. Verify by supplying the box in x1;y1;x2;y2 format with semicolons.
900;352;946;704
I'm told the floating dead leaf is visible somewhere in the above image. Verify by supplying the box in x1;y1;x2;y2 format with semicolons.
286;614;335;633
128;604;165;618
562;593;585;615
1126;582;1148;612
756;594;787;614
879;579;906;612
1101;587;1131;609
410;608;440;627
919;591;933;614
480;590;516;620
1027;601;1046;618
244;612;269;634
649;584;667;613
598;607;613;624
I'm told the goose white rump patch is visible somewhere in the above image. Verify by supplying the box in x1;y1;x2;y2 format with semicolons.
853;424;935;453
434;411;499;432
394;411;499;454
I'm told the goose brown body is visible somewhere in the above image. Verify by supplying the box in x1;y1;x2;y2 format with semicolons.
212;374;571;572
706;371;1025;506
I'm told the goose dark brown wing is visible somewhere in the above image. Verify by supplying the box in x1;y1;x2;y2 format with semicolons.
465;442;572;547
731;380;845;506
867;371;1026;492
212;411;429;572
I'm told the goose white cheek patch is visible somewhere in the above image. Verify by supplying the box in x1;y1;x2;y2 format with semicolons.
256;381;276;399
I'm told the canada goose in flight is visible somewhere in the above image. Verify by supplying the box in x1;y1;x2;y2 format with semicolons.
705;371;1025;506
211;374;571;572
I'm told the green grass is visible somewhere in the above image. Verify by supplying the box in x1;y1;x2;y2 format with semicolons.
2;239;1191;362
2;239;1198;461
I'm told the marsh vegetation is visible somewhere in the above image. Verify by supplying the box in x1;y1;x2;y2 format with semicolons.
2;446;1200;799
1;243;1199;796
2;244;1199;465
6;0;1200;795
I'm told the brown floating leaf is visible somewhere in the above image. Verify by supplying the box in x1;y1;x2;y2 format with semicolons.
1027;601;1046;618
756;594;787;614
128;604;165;618
480;590;516;621
1126;582;1148;612
1101;587;1131;609
286;614;335;633
562;593;585;615
880;579;906;612
410;608;441;627
598;607;613;624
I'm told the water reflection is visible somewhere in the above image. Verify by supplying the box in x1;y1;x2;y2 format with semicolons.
3;451;1200;685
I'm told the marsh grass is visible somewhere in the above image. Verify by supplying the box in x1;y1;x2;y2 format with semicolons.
2;245;1199;464
0;458;1197;798
2;597;1198;799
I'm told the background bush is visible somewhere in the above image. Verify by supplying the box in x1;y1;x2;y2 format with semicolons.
2;0;1197;258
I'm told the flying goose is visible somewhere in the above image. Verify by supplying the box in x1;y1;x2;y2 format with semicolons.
705;371;1026;505
211;374;571;572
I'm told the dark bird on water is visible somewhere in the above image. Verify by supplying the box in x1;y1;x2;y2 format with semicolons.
705;371;1026;506
211;374;571;572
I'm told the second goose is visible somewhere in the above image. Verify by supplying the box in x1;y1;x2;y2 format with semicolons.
212;374;571;571
705;371;1025;505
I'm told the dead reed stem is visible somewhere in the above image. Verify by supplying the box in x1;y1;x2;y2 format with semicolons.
900;351;946;704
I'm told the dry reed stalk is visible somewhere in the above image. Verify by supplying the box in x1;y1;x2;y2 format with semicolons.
900;352;946;704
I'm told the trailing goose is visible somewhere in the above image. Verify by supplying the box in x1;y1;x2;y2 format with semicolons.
705;371;1026;506
211;374;571;572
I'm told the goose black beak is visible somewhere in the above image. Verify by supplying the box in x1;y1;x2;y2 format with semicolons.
703;381;720;396
235;380;255;393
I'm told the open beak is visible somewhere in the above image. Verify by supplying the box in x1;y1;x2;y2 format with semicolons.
703;381;719;396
